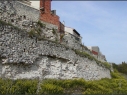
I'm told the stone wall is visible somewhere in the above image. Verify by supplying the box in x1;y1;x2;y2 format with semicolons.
39;20;58;30
0;1;106;62
0;1;39;29
62;32;92;55
2;56;110;80
63;32;82;50
0;1;59;31
0;1;110;80
0;23;111;80
0;58;2;77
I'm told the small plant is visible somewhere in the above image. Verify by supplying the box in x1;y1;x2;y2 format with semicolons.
60;33;65;43
28;29;35;38
52;28;56;35
103;62;111;69
43;23;46;28
55;37;58;43
0;20;7;25
6;22;12;26
37;20;46;28
37;20;43;27
75;50;94;61
37;27;41;33
28;28;42;39
35;28;41;36
0;20;21;30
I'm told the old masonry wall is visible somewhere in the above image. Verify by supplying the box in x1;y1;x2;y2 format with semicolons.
0;1;111;80
0;24;111;80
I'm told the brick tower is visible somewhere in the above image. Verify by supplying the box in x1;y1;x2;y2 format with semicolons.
40;0;60;30
40;0;51;13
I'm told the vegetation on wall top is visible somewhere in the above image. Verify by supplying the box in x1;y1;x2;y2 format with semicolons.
37;20;46;28
0;19;21;30
74;50;111;69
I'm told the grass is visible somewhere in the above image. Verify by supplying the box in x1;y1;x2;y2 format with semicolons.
0;71;127;95
81;44;90;51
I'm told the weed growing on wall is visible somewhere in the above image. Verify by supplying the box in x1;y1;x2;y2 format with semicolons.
37;20;46;28
60;33;65;43
0;19;21;30
74;50;111;69
52;28;56;35
0;20;7;25
28;28;42;39
28;29;35;38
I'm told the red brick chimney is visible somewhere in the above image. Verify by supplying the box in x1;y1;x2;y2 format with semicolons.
40;0;60;31
40;0;51;13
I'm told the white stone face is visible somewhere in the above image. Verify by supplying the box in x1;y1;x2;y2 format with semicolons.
0;24;111;80
1;56;111;80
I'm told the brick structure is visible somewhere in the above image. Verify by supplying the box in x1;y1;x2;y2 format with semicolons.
40;0;60;31
92;50;98;55
59;22;65;34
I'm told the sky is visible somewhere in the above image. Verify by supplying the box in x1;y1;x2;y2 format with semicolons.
30;1;127;64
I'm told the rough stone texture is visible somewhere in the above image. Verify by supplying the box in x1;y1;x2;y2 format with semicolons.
0;58;2;77
40;20;58;30
63;32;82;50
0;1;39;31
13;1;39;21
1;56;110;80
0;0;106;62
62;33;93;56
0;1;110;80
0;24;111;80
0;1;58;31
62;33;107;62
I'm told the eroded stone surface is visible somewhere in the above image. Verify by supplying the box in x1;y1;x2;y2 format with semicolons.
0;1;111;80
1;56;111;80
0;25;111;80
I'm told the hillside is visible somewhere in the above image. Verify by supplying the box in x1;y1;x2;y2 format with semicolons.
112;62;127;79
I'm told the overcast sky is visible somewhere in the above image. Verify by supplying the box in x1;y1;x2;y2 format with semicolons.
31;1;127;64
